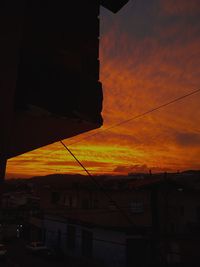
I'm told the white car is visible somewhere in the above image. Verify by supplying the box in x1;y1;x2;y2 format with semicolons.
26;241;47;252
0;244;7;259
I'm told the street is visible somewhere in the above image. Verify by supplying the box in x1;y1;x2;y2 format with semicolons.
0;239;84;267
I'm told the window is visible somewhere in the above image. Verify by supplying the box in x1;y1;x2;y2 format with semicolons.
93;199;99;209
196;206;200;221
82;198;90;209
64;196;73;208
67;225;76;250
167;242;181;264
180;206;184;216
81;230;93;257
170;222;177;234
69;196;72;208
130;201;144;213
108;200;116;210
51;191;60;204
57;229;61;248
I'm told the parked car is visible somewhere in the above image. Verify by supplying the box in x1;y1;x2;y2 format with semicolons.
26;241;47;253
0;244;7;260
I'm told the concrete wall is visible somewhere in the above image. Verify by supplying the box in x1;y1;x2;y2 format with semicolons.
93;228;126;267
44;216;127;267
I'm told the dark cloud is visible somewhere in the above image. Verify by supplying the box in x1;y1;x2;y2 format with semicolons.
160;0;200;16
9;159;40;164
175;132;200;147
113;164;172;174
101;0;160;40
46;161;77;166
46;160;112;168
83;161;114;167
101;0;200;58
114;164;149;173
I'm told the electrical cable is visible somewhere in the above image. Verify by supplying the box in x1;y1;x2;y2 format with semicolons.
67;88;200;147
60;140;136;227
42;87;200;162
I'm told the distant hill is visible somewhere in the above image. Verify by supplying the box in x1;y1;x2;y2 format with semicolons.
5;173;110;190
5;170;200;190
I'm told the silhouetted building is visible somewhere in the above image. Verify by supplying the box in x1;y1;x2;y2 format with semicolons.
28;172;200;266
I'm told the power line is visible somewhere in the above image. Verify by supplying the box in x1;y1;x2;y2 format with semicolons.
42;87;200;162
67;88;200;147
60;140;135;227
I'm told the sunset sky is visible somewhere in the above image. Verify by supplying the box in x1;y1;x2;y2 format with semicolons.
6;0;200;178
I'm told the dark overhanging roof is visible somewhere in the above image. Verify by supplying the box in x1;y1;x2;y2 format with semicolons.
0;0;130;160
101;0;130;13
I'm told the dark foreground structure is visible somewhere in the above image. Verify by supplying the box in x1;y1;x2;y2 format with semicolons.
0;0;129;158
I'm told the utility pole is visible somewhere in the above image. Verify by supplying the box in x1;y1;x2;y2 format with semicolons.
151;184;160;266
0;158;7;207
0;159;6;181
